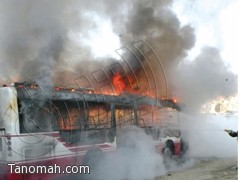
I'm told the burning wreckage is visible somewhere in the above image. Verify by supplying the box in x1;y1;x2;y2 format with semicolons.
0;81;186;179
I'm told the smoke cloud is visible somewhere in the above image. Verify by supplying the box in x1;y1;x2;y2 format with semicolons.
179;112;238;158
0;0;111;84
0;0;237;105
89;126;167;180
170;47;238;113
0;0;195;89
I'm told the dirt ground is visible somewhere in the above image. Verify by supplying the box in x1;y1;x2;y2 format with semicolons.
157;158;238;180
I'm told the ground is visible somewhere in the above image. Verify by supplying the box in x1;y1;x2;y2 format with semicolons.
156;158;237;180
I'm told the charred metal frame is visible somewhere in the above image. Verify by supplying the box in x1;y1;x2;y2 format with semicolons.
15;82;179;134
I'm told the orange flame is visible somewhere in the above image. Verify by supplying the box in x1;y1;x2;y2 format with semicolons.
112;73;125;94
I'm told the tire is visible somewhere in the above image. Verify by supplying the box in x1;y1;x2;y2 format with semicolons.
163;140;174;158
163;140;175;169
163;147;173;158
180;140;189;156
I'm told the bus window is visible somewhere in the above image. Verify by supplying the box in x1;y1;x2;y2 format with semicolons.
137;105;154;127
77;102;113;144
51;100;84;131
115;106;135;127
87;102;111;129
19;99;53;133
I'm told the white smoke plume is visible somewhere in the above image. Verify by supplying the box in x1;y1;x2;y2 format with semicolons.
88;126;167;180
170;47;238;114
179;112;238;158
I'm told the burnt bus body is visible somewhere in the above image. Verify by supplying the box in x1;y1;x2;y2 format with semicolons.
0;82;184;179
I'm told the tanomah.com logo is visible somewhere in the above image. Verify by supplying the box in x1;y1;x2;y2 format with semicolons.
8;163;90;175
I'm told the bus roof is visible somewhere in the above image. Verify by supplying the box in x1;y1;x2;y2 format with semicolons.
13;81;179;109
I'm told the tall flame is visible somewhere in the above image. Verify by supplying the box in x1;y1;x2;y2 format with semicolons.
112;73;125;94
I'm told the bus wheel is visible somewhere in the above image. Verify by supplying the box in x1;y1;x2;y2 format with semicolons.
163;140;174;168
163;147;172;158
180;139;189;156
163;140;174;158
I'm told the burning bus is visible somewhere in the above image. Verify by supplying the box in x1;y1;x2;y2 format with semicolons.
0;82;184;179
